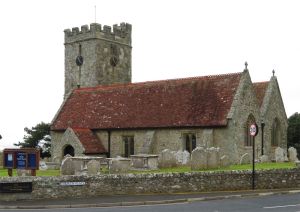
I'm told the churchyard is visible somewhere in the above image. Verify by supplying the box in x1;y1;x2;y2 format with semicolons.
0;161;296;177
0;146;299;177
0;148;299;201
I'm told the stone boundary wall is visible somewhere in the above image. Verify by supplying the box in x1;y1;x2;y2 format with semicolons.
1;169;300;200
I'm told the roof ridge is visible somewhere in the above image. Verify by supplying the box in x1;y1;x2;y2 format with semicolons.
75;71;243;92
253;81;269;85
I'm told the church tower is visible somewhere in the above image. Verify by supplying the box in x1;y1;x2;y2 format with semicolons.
64;23;132;97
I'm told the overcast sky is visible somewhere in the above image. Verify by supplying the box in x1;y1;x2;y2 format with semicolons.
0;0;299;150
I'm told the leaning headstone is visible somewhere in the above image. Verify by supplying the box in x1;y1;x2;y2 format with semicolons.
220;155;230;168
158;149;177;168
60;157;75;175
240;153;251;165
207;147;220;169
259;155;269;163
288;147;299;162
275;147;285;162
87;160;101;175
191;147;207;170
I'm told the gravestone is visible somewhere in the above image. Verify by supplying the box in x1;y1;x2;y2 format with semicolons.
288;147;299;162
87;160;101;175
220;155;230;167
60;157;75;175
175;150;190;165
259;155;269;163
39;161;48;170
158;149;177;168
191;147;207;170
207;147;220;169
240;153;251;164
275;147;285;162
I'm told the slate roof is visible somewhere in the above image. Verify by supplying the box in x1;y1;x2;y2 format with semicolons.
253;81;269;107
51;72;243;130
72;128;107;154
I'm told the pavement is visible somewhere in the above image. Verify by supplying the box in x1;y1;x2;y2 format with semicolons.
1;189;300;209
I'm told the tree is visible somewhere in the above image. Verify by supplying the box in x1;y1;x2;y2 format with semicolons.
287;112;300;155
14;122;51;158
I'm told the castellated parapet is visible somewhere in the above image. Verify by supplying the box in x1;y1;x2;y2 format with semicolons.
64;23;132;46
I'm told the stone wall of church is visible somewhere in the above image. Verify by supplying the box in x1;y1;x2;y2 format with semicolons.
108;128;215;157
261;77;288;159
214;70;262;164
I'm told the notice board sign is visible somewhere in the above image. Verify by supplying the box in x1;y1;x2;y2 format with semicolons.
16;152;27;169
0;182;32;193
2;148;40;170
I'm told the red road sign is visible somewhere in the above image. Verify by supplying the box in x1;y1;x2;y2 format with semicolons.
250;123;258;137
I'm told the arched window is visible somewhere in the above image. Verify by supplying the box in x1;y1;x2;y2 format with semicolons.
245;114;256;146
271;118;281;147
63;145;75;157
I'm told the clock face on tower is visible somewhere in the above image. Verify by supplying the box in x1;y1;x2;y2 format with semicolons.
76;55;84;66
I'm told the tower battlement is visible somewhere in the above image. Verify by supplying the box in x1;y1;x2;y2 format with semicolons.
64;23;132;45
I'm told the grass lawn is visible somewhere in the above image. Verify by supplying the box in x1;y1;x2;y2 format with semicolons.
0;168;60;177
130;162;296;174
0;162;296;177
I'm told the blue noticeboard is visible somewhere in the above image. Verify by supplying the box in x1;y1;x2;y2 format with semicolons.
4;153;14;168
3;148;40;171
27;153;37;169
16;152;27;169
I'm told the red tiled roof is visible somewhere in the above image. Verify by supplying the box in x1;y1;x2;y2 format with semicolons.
253;81;269;107
51;72;243;130
72;128;107;154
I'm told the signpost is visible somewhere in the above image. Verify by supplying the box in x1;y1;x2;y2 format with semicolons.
2;148;40;176
250;123;258;190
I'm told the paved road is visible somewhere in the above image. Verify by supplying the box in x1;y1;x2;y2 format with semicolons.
1;192;300;212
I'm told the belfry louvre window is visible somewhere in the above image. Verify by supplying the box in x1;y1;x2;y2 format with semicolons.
185;133;196;153
123;136;134;157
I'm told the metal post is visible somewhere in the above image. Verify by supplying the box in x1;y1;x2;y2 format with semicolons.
261;122;265;155
107;130;111;158
252;136;255;190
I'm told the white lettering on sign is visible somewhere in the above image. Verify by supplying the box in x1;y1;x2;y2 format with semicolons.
60;182;86;186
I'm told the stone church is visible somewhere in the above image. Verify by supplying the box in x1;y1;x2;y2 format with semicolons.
50;22;288;164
